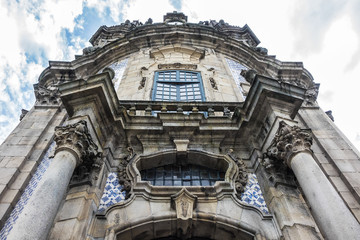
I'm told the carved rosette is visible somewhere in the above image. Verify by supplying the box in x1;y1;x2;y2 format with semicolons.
118;147;134;199
265;121;312;167
227;149;248;197
54;120;102;186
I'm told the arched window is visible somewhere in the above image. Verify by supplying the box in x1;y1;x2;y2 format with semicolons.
140;163;225;186
152;70;205;101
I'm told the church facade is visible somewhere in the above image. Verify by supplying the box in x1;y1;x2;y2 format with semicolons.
0;12;360;239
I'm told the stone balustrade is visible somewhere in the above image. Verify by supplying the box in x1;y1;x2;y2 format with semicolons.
119;100;243;117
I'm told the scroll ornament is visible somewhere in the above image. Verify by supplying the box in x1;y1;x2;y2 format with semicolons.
227;149;248;196
118;147;134;199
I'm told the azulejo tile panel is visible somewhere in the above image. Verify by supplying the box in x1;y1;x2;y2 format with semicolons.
225;58;247;97
240;173;269;214
97;172;269;214
98;173;126;212
0;142;55;240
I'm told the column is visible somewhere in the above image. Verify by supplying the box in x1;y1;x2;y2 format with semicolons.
6;120;100;240
266;121;360;240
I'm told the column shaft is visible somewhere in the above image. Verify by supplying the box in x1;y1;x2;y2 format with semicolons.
6;151;77;240
291;152;360;239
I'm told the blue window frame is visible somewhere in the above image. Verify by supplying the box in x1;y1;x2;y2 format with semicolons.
152;70;205;101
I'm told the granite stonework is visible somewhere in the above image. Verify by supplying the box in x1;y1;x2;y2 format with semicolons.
1;12;360;239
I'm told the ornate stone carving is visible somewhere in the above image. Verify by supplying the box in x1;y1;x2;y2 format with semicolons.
265;121;312;167
304;84;320;106
209;77;218;90
54;120;102;186
34;84;61;106
325;110;334;122
163;11;188;24
145;18;153;25
118;147;134;199
138;77;146;90
19;109;28;121
171;188;197;220
227;149;248;197
240;69;257;84
158;63;197;70
83;46;100;55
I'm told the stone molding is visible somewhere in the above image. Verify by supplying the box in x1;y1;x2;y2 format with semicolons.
265;121;312;167
54;120;101;168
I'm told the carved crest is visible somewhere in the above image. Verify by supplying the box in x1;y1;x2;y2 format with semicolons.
171;188;197;220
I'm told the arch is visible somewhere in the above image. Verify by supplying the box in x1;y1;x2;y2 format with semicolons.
103;209;280;240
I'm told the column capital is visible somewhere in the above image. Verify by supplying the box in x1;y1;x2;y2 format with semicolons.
54;120;100;167
266;121;312;167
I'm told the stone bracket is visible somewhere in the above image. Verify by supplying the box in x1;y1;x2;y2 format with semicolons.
173;139;189;159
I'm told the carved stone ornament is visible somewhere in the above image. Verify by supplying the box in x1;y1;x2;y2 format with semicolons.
118;147;134;199
163;11;188;24
19;109;29;121
240;69;257;84
304;84;320;106
171;188;197;220
209;77;218;90
138;77;146;90
34;84;61;106
158;63;197;70
54;120;102;186
265;121;312;167
227;149;248;197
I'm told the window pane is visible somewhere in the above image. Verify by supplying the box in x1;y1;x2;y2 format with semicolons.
141;164;225;187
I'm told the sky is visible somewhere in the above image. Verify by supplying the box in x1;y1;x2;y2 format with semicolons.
0;0;359;151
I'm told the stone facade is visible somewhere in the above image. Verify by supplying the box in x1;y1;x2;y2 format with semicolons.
0;12;360;240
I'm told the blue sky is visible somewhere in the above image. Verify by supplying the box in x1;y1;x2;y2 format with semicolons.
0;0;360;151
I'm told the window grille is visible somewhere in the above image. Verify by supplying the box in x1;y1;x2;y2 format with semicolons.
152;70;205;101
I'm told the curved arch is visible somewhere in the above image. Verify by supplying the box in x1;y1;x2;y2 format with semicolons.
104;210;279;240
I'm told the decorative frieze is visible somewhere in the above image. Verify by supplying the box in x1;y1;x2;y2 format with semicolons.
54;120;102;186
158;63;197;70
265;121;312;167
